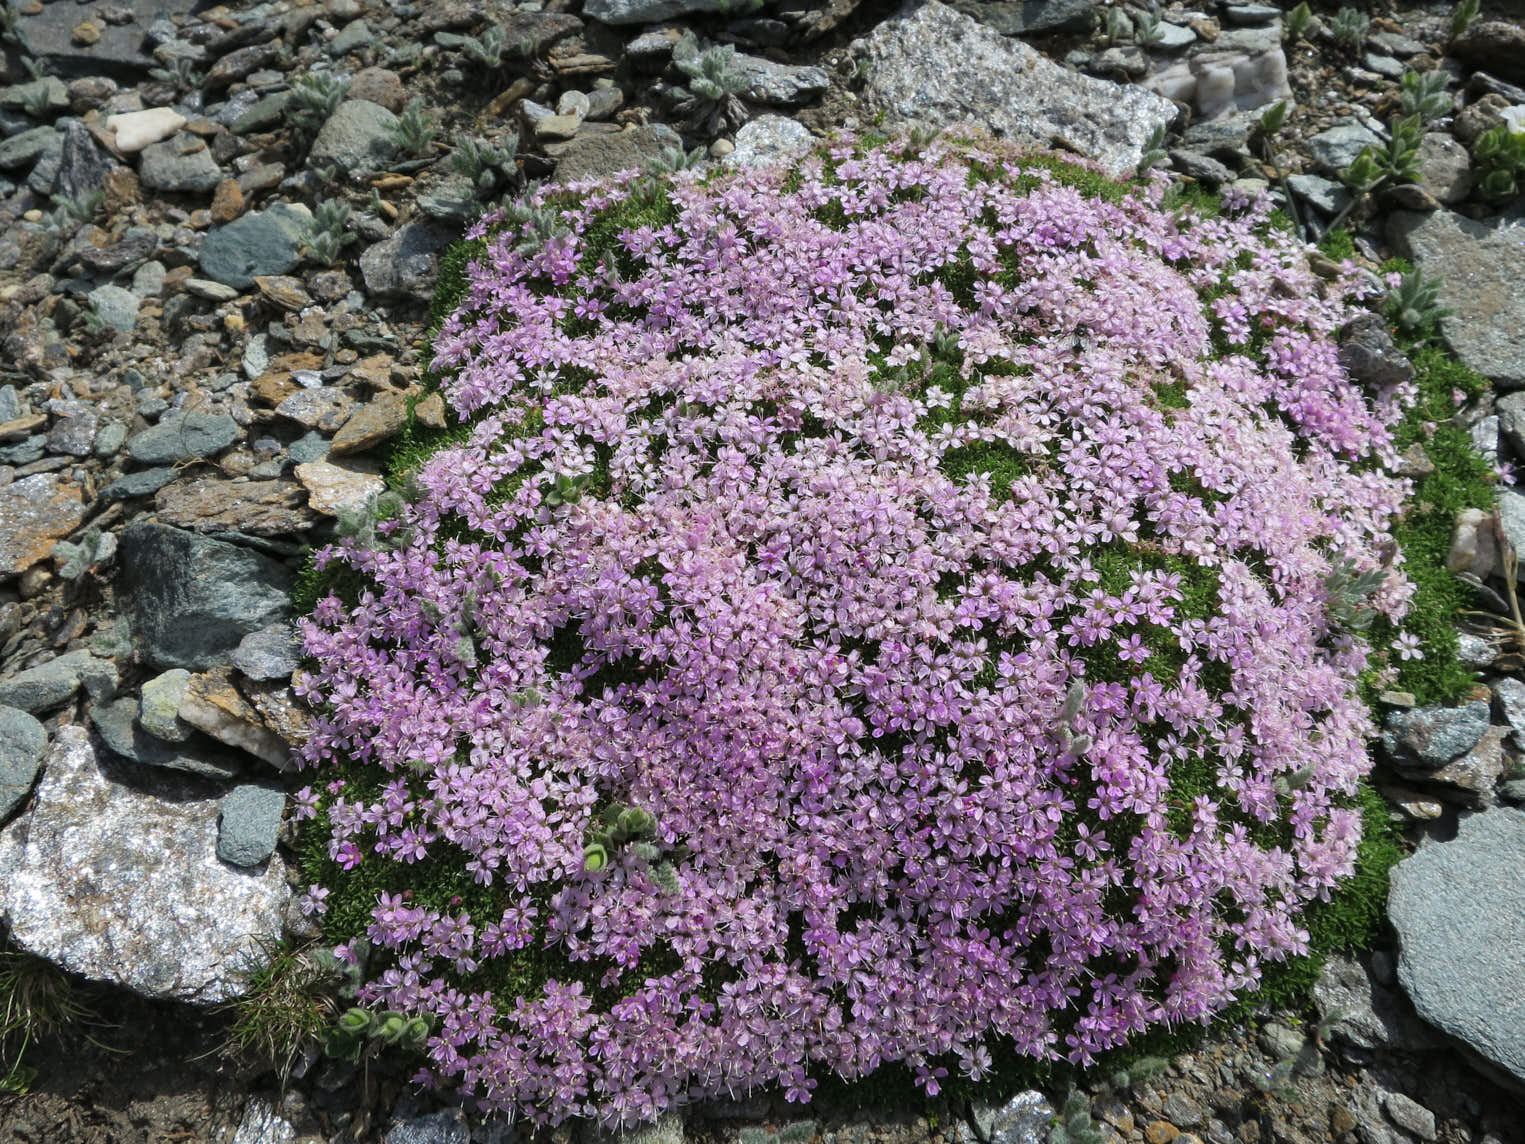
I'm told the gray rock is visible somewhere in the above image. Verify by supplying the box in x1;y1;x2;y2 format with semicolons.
1289;172;1351;216
90;697;242;781
217;782;285;867
1497;392;1525;460
88;284;140;332
1394;724;1508;808
1382;701;1491;768
1212;22;1281;54
99;466;179;501
384;1109;471;1144
56;119;116;203
727;114;814;169
138;132;224;193
583;0;730;23
1362;52;1405;79
0;126;60;171
1338;313;1414;388
732;55;830;105
1307;121;1381;176
948;0;1096;35
139;668;194;742
1148;21;1197;50
231;91;292;135
1449;21;1525;89
231;623;301;681
119;522;293;671
1388;209;1525;389
1494;677;1525;745
1370;30;1426;57
1180;109;1258;161
416;175;480;224
328;17;374;55
232;1097;296;1144
308;99;399;177
127;409;239;465
1389;809;1525;1085
26;130;65;195
962;1092;1055;1144
851;0;1177;178
1223;3;1281;23
0;649;111;713
359;221;455;299
198;203;312;289
1416;132;1472;206
0;705;47;820
0;726;288;1003
1501;488;1525;575
1313;953;1437;1052
546;122;684;184
1383;1093;1437;1142
8;0;203;75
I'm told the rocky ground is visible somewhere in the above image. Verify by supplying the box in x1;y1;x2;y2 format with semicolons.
2;0;1525;1140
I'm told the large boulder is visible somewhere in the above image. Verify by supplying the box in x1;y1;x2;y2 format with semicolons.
119;522;293;671
1389;809;1525;1086
850;0;1177;177
0;727;289;1003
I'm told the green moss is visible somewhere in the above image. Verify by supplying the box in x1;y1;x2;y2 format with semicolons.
1317;227;1356;261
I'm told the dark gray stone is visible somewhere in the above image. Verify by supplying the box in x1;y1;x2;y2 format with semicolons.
56;120;117;203
1289;173;1351;217
328;18;374;55
583;0;731;24
99;467;178;501
1313;954;1437;1052
0;705;47;819
89;696;242;781
547;123;684;184
198;203;311;289
231;91;291;135
1388;209;1525;390
1450;20;1525;89
1170;149;1234;185
216;782;285;866
127;409;239;465
1381;701;1491;769
119;522;292;671
946;0;1096;34
1306;121;1381;176
1496;392;1525;462
1338;313;1414;388
1389;809;1525;1085
359;221;455;300
8;0;204;78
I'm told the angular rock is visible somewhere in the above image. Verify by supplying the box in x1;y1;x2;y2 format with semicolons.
232;623;301;682
359;222;454;300
1449;21;1525;88
90;696;243;781
1389;809;1525;1085
0;649;112;713
328;394;409;455
154;478;318;537
947;0;1096;35
275;386;351;430
140;668;194;743
138;132;224;193
99;466;178;501
0;726;287;1004
56;119;116;202
217;782;285;867
0;126;60;171
547;123;685;184
179;668;291;768
1313;954;1436;1052
1306;121;1381;175
88;283;140;331
127;409;240;464
1288;173;1349;216
0;473;86;578
1381;701;1491;768
1141;49;1290;120
1394;724;1508;808
1388;209;1525;390
1384;1093;1437;1142
119;522;292;671
1447;506;1499;581
1416;132;1471;206
198;203;312;290
107;107;186;153
852;0;1177;178
962;1091;1056;1144
294;458;385;516
309;100;399;177
0;705;47;820
1338;312;1414;388
583;0;732;24
1494;677;1525;745
727;115;814;169
733;55;830;105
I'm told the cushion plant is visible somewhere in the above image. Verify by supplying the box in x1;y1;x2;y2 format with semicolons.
293;131;1434;1126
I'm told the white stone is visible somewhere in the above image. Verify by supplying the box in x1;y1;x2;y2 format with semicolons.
0;726;288;1003
106;107;188;153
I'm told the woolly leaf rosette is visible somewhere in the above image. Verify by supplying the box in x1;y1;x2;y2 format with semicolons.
294;134;1415;1125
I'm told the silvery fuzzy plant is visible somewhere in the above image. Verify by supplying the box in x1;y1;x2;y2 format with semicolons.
52;528;116;582
453;132;520;201
669;33;752;137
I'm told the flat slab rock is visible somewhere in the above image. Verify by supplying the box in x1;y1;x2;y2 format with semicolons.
0;472;86;578
0;726;288;1004
1389;808;1525;1085
851;0;1177;178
